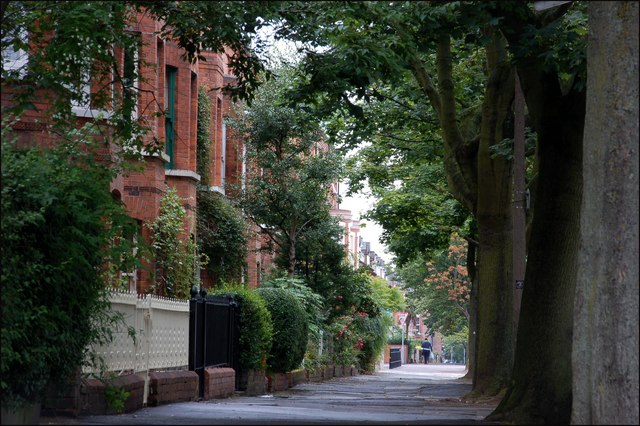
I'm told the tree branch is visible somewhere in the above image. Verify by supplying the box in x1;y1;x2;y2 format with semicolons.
408;58;442;119
436;34;478;213
463;236;479;247
371;88;419;114
374;131;429;146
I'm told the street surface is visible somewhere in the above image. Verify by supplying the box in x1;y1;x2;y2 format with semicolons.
40;364;501;425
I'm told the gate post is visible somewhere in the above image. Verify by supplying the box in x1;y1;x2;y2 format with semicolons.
189;286;207;398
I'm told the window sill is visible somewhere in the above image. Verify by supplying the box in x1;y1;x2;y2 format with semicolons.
71;105;114;119
165;169;201;183
208;185;225;195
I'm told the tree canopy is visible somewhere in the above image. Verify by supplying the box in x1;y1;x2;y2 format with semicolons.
229;66;342;277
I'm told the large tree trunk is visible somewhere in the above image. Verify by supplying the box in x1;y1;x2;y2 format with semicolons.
488;62;586;422
472;34;516;396
415;33;517;395
463;233;478;380
572;2;639;424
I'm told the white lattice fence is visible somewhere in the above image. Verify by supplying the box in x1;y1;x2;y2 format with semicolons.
83;289;190;376
144;295;190;370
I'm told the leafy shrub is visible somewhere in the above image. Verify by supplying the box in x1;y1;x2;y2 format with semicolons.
321;270;389;372
327;269;381;322
326;313;362;367
196;190;248;284
301;340;329;373
208;285;272;371
260;275;325;342
256;287;309;373
356;314;387;373
387;331;412;345
1;132;136;409
147;186;208;299
103;374;130;414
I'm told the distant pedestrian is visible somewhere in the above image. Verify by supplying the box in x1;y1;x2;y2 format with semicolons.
421;339;432;364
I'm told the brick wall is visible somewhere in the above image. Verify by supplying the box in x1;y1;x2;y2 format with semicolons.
287;369;306;387
78;378;107;416
42;371;81;418
1;8;282;294
78;374;145;415
203;368;235;399
147;371;198;406
266;372;289;392
237;369;267;396
306;368;323;383
43;364;357;417
322;364;335;380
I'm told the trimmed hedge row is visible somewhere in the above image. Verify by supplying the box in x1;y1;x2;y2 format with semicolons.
208;286;273;371
256;287;309;373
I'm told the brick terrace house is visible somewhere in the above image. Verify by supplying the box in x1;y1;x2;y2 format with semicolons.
2;7;369;294
2;9;274;293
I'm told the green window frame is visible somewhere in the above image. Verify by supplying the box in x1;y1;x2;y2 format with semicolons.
165;66;176;169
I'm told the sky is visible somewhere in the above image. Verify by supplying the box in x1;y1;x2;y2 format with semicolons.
337;183;393;265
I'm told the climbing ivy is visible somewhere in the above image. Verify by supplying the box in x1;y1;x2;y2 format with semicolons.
196;86;212;187
195;86;249;285
147;186;208;299
196;190;248;285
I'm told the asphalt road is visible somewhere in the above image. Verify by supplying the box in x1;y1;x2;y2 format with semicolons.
40;364;500;425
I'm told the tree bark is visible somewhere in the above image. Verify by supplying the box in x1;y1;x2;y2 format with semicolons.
436;35;478;214
463;227;478;380
572;2;639;424
472;32;516;396
488;65;586;426
412;32;517;396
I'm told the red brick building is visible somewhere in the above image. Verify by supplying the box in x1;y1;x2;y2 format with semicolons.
2;10;271;293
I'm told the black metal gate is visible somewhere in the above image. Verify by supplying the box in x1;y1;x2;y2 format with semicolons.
389;347;401;369
189;287;240;398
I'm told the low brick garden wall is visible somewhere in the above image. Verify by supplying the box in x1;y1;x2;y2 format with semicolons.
266;372;289;392
306;368;323;383
78;373;145;415
43;362;361;418
238;369;268;396
287;369;306;387
78;378;107;416
147;371;198;406
322;364;335;380
203;368;235;399
42;371;82;418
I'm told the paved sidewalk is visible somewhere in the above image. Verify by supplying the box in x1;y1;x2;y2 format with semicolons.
40;364;500;425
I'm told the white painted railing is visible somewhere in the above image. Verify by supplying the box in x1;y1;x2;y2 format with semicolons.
83;289;190;376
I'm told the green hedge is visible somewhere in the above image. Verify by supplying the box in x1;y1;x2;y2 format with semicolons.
209;285;273;371
1;137;137;409
256;287;309;373
387;333;415;346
